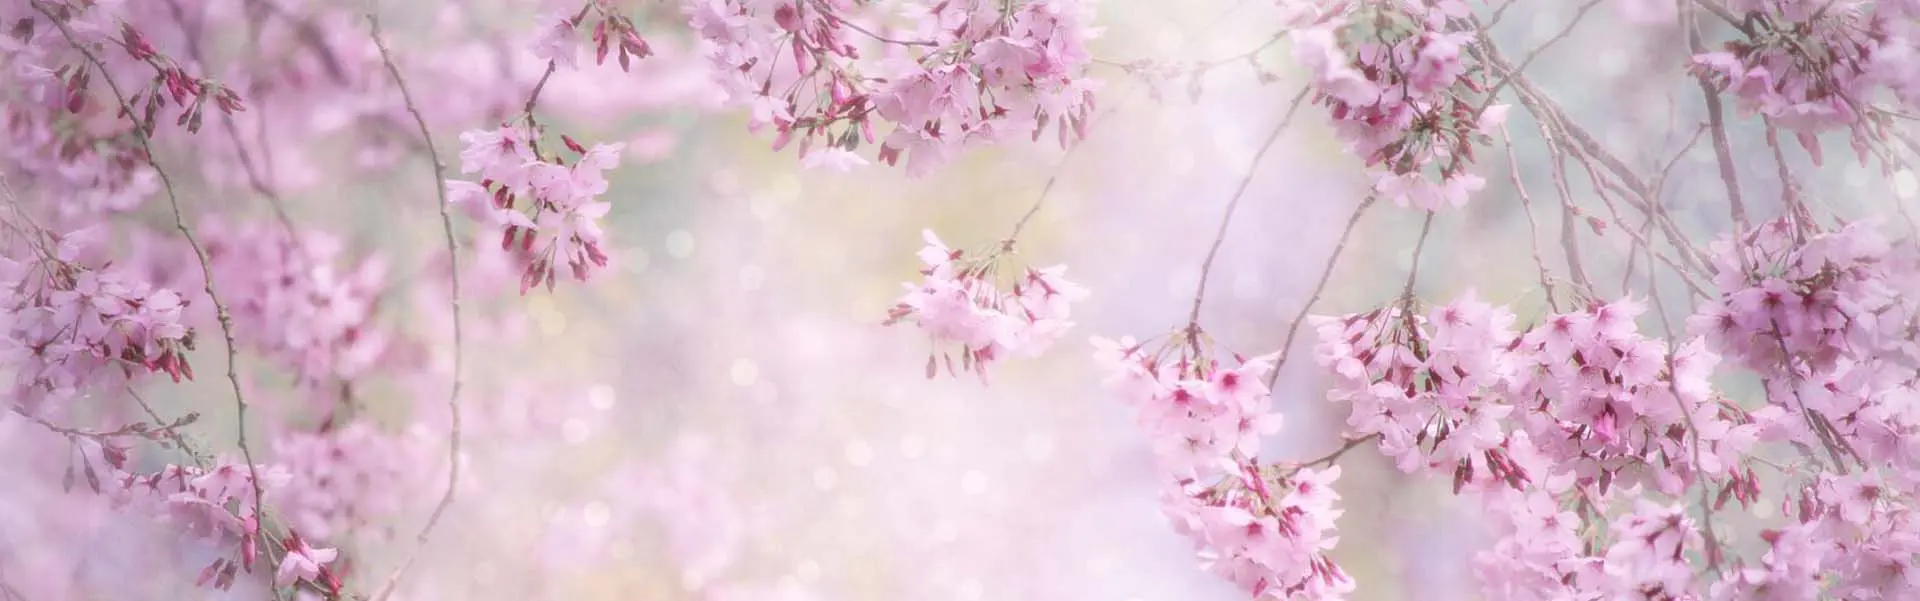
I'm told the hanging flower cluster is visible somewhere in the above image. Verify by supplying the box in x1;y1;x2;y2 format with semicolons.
1;225;194;411
683;0;1100;176
448;124;626;293
1690;216;1920;492
885;229;1087;382
1689;0;1918;164
270;421;428;543
1091;331;1353;600
193;220;390;396
1287;0;1507;210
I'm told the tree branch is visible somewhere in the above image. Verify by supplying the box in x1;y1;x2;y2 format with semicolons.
365;7;464;601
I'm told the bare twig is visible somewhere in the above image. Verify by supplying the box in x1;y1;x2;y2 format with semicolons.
1478;0;1604;113
1265;196;1377;388
128;387;209;469
1186;86;1313;328
1643;243;1723;572
1537;121;1596;298
1501;127;1561;310
1401;211;1436;302
1281;434;1380;477
365;7;464;601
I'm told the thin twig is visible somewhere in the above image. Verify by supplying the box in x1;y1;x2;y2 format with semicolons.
1478;0;1604;114
365;7;464;601
1282;434;1380;477
1265;196;1377;388
1186;86;1313;328
1004;1;1260;249
1643;243;1723;572
1537;119;1596;298
128;387;209;469
1401;211;1436;302
1691;0;1750;32
161;0;303;240
1501;127;1560;311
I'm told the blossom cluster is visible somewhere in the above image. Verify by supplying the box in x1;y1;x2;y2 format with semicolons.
191;220;391;398
1715;472;1920;598
684;0;1101;175
885;229;1087;382
529;1;657;72
271;421;429;543
1310;290;1779;594
448;124;626;293
1287;0;1507;210
106;459;338;593
1690;217;1920;493
1;225;194;411
1690;0;1920;163
1091;333;1353;599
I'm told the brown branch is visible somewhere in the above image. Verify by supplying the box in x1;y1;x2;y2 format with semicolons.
161;0;307;249
1472;29;1714;276
1642;243;1723;572
1478;0;1604;113
1537;120;1596;298
1685;2;1751;232
1401;211;1436;302
365;7;464;601
129;386;209;469
1500;127;1560;311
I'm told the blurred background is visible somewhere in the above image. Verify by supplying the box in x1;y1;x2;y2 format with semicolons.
3;0;1914;599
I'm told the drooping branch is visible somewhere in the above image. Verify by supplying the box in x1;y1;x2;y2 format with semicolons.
30;0;276;572
364;6;464;601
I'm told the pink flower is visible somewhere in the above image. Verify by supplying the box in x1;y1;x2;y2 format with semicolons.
274;533;338;588
531;11;581;69
889;229;1086;380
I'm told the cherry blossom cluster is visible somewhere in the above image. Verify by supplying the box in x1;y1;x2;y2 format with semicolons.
1316;291;1768;493
1287;0;1507;210
684;0;1100;175
189;220;390;398
1688;0;1919;163
106;459;330;593
10;1;245;137
0;224;195;411
1090;332;1352;599
271;420;429;543
0;99;158;221
1690;216;1920;491
448;124;626;293
885;229;1087;382
1506;300;1759;497
1715;472;1920;598
530;1;657;72
1;7;155;221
